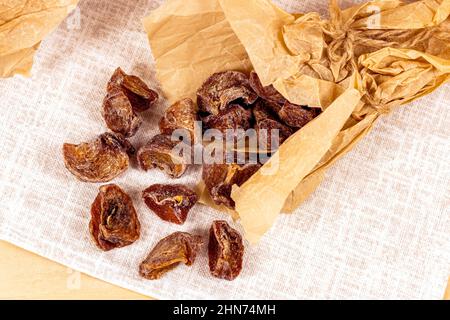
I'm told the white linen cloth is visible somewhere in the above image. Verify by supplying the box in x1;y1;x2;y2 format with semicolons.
0;0;449;299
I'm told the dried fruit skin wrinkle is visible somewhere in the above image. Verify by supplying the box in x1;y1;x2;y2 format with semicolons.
108;67;159;112
139;232;203;280
279;103;321;128
208;221;244;281
142;184;198;225
137;134;187;178
249;71;321;128
202;163;261;209
159;98;199;142
90;184;141;251
103;68;159;137
197;71;258;115
253;100;293;150
102;86;142;138
249;71;286;106
202;104;253;134
63;132;134;183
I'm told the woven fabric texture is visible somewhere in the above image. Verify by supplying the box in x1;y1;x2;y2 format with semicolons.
0;0;449;299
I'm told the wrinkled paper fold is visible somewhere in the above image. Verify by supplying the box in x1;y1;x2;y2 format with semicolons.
143;0;253;102
144;0;450;242
0;0;79;78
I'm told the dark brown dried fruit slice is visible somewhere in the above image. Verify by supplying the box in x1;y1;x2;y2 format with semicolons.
108;67;159;113
142;184;198;225
89;184;140;251
197;71;258;115
208;221;244;281
202;163;261;209
202;104;253;136
159;98;199;142
137;134;187;178
249;71;286;106
139;232;203;280
102;86;142;137
256;119;294;151
203;164;234;208
278;102;321;128
63;132;134;183
249;71;321;128
253;100;275;123
253;101;293;151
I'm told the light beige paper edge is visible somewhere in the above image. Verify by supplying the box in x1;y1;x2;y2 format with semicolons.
0;0;79;78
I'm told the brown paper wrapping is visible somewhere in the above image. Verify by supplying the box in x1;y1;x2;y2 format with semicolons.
0;0;79;78
142;0;253;103
144;0;450;243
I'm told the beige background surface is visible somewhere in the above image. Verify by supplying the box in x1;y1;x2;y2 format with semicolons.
0;241;150;300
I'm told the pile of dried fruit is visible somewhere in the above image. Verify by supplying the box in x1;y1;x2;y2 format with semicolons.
63;68;320;280
198;71;321;210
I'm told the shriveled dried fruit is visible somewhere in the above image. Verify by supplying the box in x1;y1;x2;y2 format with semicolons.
159;98;199;142
249;71;321;128
256;119;293;151
139;232;203;280
252;99;276;122
202;163;261;209
89;184;140;251
253;101;293;151
279;102;321;128
249;71;286;106
108;67;159;113
228;163;261;188
102;86;142;137
197;71;258;115
202;164;235;209
208;220;244;281
137;134;187;178
63;132;134;183
202;104;252;136
142;184;198;225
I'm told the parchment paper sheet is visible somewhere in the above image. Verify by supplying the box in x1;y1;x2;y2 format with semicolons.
0;0;449;299
0;0;79;77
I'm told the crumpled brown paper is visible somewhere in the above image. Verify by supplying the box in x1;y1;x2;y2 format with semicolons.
0;0;79;78
144;0;450;243
142;0;253;102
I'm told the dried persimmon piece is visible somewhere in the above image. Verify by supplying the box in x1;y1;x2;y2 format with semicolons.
159;98;199;142
202;104;252;136
279;102;321;128
102;86;142;137
256;118;294;151
108;67;159;113
202;163;261;209
249;71;286;106
249;71;321;128
202;164;233;208
253;101;293;151
197;71;257;115
230;163;262;187
63;132;134;183
142;184;198;225
208;221;244;281
139;232;203;280
252;99;277;122
137;134;187;178
90;184;140;251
